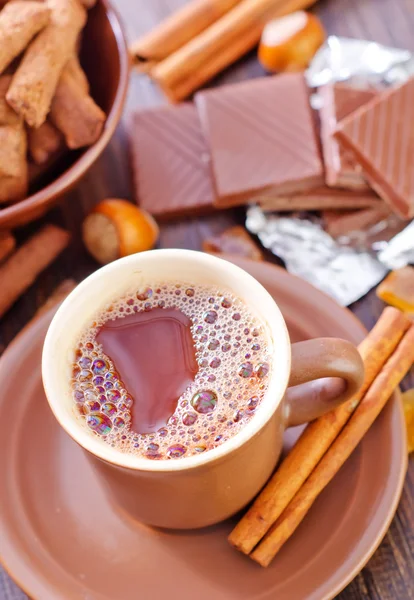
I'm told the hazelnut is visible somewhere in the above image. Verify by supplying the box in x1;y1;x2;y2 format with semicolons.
83;198;159;264
258;11;325;73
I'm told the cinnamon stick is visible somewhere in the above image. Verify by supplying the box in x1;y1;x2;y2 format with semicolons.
152;0;318;102
251;323;414;566
228;306;411;554
130;0;242;70
0;224;70;318
0;232;15;263
0;1;51;75
7;0;87;127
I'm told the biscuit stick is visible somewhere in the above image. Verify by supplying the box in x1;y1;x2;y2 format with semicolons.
0;76;27;203
65;55;89;93
28;120;63;165
0;232;15;263
7;0;86;127
0;1;50;75
50;65;105;149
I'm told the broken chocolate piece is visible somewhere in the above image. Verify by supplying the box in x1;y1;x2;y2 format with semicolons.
259;185;380;212
322;203;391;238
203;225;263;261
130;103;215;219
335;78;414;220
319;84;376;190
195;74;324;208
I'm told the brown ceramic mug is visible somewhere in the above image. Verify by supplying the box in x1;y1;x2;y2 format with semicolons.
42;250;364;529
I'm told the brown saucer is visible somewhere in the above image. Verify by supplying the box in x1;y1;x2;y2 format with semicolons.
0;259;407;600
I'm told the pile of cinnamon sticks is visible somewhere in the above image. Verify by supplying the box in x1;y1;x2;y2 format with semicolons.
229;306;414;566
130;0;318;102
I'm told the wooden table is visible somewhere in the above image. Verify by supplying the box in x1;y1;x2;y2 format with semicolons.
0;0;413;598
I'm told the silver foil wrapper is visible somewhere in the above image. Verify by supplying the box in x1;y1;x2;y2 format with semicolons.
306;36;414;88
246;207;387;307
246;37;413;306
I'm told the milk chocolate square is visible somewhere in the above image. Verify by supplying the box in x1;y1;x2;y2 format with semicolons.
195;74;324;208
320;84;377;190
130;103;215;219
335;78;414;220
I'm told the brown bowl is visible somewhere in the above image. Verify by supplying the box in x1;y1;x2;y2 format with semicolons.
0;0;130;231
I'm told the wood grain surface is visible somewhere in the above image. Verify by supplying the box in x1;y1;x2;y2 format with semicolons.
0;0;413;599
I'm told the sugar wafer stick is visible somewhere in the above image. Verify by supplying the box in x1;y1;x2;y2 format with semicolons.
28;120;63;164
0;232;15;263
65;55;89;93
0;1;50;75
50;65;105;149
7;0;86;127
0;76;27;203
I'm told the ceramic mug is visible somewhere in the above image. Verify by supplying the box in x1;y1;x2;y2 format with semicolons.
42;250;364;529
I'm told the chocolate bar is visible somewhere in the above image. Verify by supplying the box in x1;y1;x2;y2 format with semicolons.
335;78;414;220
195;74;324;208
259;185;380;212
320;84;376;190
130;103;215;219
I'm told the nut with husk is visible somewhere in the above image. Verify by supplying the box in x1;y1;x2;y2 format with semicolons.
258;11;325;73
83;198;159;264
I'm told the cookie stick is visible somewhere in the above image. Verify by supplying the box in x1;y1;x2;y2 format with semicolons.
0;1;51;75
6;0;86;127
0;76;27;203
79;0;97;7
28;120;63;165
50;66;105;149
0;232;15;264
65;55;89;93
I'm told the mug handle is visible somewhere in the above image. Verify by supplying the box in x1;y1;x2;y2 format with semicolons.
285;338;364;427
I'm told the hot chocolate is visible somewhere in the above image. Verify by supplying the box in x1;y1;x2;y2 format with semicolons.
71;281;272;459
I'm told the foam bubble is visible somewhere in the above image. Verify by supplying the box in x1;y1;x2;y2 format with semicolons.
71;281;272;459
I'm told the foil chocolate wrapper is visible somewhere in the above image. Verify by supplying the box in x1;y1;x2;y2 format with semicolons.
306;36;414;89
246;207;387;307
247;37;413;306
